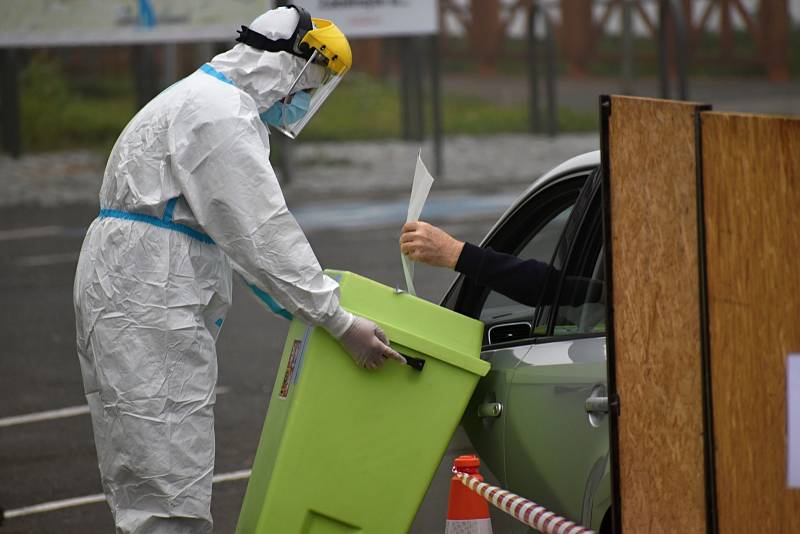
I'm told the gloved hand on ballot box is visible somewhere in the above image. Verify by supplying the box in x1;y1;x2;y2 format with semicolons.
339;316;407;370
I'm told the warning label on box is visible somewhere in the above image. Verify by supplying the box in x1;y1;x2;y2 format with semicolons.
280;340;302;399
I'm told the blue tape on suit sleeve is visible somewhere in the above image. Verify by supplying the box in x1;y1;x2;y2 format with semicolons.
248;284;293;321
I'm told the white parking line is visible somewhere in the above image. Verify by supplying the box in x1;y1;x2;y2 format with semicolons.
0;226;65;241
210;468;251;484
0;405;90;428
3;493;105;519
3;469;252;519
0;386;232;428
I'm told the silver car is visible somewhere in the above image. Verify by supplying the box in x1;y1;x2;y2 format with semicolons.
442;151;611;533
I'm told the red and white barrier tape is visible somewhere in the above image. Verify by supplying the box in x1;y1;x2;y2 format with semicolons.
452;468;595;534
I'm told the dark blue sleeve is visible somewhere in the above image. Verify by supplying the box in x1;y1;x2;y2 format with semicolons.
454;242;553;307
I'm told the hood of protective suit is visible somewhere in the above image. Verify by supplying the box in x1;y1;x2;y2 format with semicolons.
208;45;322;113
208;6;325;114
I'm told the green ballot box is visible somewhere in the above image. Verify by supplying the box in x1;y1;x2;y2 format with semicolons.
235;271;489;534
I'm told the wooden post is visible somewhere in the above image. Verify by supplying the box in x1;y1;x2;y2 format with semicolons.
470;0;501;76
350;39;383;78
560;0;593;76
719;0;733;63
759;0;789;81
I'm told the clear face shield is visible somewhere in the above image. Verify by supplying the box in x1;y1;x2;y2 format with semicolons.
269;50;348;139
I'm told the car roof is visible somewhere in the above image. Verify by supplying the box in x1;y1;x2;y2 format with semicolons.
479;150;601;247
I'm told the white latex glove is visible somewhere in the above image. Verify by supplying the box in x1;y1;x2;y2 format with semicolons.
338;316;407;370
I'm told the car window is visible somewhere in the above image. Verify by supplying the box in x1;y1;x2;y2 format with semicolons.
479;205;572;324
540;177;606;337
552;240;605;336
441;173;590;346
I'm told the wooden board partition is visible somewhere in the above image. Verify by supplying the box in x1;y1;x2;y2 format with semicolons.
701;112;800;532
603;96;709;533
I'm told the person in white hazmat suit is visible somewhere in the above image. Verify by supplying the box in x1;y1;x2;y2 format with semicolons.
73;5;404;533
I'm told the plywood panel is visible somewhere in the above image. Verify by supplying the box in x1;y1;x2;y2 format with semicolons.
702;112;800;532
607;96;707;533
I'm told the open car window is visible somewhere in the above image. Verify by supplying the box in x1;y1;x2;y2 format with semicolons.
550;200;605;336
535;168;604;337
442;171;592;347
479;205;572;325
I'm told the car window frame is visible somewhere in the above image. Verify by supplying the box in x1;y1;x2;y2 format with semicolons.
538;167;605;339
441;168;599;349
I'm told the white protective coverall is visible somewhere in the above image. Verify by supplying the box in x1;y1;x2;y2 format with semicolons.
73;8;374;533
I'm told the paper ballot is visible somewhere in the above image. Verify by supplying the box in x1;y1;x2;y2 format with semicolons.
402;151;435;295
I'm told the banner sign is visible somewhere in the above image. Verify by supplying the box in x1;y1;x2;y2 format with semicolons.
0;0;270;47
297;0;438;38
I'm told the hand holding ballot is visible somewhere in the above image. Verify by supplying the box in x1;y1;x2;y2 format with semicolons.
400;221;465;269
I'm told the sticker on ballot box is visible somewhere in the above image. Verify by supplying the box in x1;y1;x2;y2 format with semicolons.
280;340;303;399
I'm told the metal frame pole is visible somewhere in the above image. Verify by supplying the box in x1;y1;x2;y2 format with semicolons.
658;0;690;100
543;9;558;137
400;37;412;140
527;1;541;133
271;0;292;185
621;0;634;94
132;45;158;109
429;34;443;178
0;49;21;157
671;0;689;100
272;131;292;185
162;43;177;90
412;37;425;142
658;0;670;99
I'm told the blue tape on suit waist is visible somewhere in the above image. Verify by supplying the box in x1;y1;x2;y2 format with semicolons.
98;198;215;245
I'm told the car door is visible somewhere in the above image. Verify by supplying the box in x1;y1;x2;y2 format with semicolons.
444;170;591;486
503;172;609;530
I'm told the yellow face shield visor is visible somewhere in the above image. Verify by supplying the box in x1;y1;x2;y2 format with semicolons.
271;18;352;139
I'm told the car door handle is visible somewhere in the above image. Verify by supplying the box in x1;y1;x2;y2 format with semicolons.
585;384;608;428
478;402;503;418
584;396;608;414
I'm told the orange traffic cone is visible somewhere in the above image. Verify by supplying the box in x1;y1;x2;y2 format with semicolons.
445;455;493;534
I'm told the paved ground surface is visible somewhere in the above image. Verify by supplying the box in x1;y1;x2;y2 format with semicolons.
1;133;592;533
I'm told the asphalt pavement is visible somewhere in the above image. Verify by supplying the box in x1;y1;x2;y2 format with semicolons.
0;196;524;533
